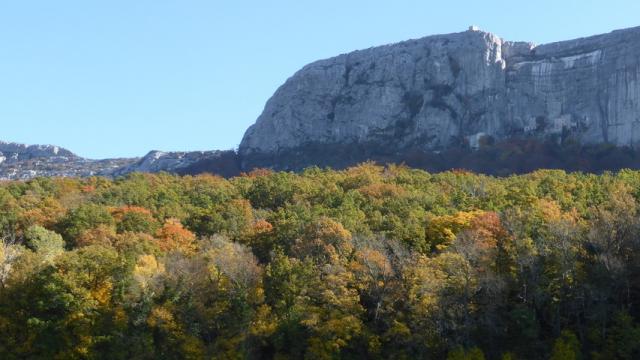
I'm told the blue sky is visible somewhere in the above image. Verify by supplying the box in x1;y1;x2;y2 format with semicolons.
1;1;639;158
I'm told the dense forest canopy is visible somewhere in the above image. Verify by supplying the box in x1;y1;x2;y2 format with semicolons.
1;164;640;359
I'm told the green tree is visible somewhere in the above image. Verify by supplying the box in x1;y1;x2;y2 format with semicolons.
23;225;65;262
447;346;486;360
58;203;115;246
550;330;581;360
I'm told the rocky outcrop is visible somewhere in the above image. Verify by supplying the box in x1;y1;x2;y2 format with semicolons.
239;26;640;170
116;150;211;174
115;150;240;178
0;141;76;161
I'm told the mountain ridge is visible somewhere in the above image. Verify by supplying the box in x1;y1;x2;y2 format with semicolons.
5;25;640;179
0;141;238;180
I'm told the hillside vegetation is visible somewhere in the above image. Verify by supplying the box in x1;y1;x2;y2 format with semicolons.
1;164;640;359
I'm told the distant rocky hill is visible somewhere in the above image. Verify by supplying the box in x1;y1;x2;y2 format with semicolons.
0;141;76;160
0;141;127;180
0;141;238;180
6;25;640;180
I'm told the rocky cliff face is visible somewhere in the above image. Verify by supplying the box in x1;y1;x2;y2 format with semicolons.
239;26;640;170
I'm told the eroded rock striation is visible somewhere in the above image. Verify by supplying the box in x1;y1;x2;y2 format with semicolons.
240;26;640;170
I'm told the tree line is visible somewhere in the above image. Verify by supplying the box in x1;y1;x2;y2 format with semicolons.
1;164;640;359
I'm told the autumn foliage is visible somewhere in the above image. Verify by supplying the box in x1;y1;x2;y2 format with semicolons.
0;167;640;358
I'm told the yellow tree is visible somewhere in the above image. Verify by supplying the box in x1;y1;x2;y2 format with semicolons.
425;210;485;252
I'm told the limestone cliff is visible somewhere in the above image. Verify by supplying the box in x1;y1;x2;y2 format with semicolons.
239;26;640;170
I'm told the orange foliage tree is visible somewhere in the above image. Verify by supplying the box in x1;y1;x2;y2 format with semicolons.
155;219;197;254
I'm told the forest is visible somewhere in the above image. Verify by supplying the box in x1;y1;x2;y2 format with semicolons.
1;164;640;359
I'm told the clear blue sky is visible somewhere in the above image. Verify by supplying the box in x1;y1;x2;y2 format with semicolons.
1;1;639;159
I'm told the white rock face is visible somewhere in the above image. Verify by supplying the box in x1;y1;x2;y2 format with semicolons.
239;26;640;170
467;132;487;150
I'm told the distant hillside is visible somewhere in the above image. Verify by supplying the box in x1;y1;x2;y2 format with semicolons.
0;140;239;180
